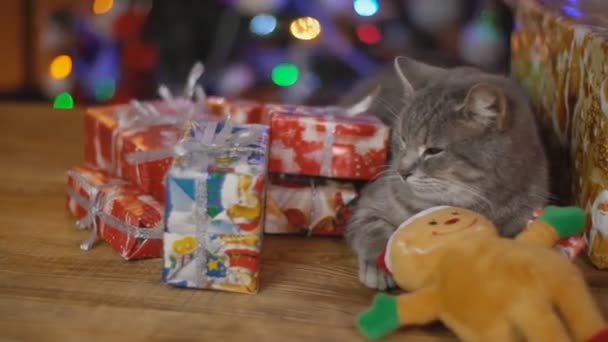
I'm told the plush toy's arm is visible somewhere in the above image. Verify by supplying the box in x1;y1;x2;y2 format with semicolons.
515;206;585;247
357;286;440;340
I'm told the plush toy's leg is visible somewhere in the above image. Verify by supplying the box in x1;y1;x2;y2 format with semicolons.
394;286;440;326
553;274;607;341
509;301;570;342
517;206;586;248
357;286;440;340
538;206;586;237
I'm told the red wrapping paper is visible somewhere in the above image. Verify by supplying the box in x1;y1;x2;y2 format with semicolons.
66;166;120;222
83;100;214;202
84;101;185;172
66;166;163;260
83;104;123;172
206;96;265;124
263;105;389;180
118;124;183;202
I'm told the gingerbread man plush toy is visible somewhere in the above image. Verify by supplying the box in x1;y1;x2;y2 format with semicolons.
358;206;608;342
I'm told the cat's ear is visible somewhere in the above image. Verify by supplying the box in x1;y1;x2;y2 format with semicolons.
461;83;509;130
345;85;381;116
394;56;445;98
394;56;415;98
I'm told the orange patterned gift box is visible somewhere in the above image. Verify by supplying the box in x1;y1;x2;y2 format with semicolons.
66;166;163;260
119;124;184;203
83;100;214;202
511;0;608;268
84;101;181;171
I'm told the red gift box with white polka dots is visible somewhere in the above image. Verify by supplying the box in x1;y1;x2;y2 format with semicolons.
263;105;390;180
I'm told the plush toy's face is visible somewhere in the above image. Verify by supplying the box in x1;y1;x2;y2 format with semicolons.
386;206;498;290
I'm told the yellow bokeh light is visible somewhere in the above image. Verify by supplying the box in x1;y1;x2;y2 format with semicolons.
93;0;114;15
290;17;321;40
49;55;72;80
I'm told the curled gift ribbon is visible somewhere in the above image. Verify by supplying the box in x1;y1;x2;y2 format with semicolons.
112;62;209;172
65;170;163;251
125;62;232;167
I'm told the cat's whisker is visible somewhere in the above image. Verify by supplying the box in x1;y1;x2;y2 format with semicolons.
432;178;493;213
449;181;496;215
376;95;399;113
375;97;401;122
374;168;397;178
380;175;404;183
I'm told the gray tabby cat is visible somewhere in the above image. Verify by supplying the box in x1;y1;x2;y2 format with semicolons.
342;57;550;290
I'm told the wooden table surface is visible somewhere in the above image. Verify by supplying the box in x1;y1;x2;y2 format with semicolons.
1;103;607;342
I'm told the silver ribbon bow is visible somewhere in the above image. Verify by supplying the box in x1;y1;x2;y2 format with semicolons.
66;170;163;251
125;62;224;167
105;62;207;172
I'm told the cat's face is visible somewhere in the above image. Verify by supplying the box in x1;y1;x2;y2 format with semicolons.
388;58;510;207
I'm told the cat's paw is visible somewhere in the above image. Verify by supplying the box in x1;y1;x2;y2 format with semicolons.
358;259;396;291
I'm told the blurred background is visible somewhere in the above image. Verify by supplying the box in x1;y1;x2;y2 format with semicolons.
0;0;513;109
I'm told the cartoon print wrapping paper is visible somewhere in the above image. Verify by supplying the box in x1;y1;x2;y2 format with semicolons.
162;121;268;294
511;0;608;268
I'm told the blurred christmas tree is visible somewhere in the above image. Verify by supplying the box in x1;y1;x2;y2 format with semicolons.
37;0;513;107
41;0;157;108
144;0;513;105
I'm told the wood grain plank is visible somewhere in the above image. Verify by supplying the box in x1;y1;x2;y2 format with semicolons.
0;103;606;341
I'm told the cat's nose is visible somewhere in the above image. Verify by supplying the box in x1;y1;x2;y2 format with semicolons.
398;167;414;179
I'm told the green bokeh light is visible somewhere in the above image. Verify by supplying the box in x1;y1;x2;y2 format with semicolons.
271;63;299;87
95;78;116;102
53;92;74;109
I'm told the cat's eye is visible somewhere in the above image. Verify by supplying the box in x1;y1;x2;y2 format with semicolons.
429;221;438;225
424;147;443;156
452;212;459;215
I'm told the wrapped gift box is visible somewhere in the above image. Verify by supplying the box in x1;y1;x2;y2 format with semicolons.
84;100;217;202
162;121;268;294
511;0;608;268
206;97;265;124
262;105;389;180
119;124;184;202
84;101;181;172
66;165;163;260
265;174;358;236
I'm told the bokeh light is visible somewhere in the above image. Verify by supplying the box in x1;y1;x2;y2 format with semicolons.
93;0;114;15
289;17;321;40
94;78;116;102
353;0;379;17
356;24;382;44
250;14;277;36
49;55;72;80
271;63;299;87
53;92;74;109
